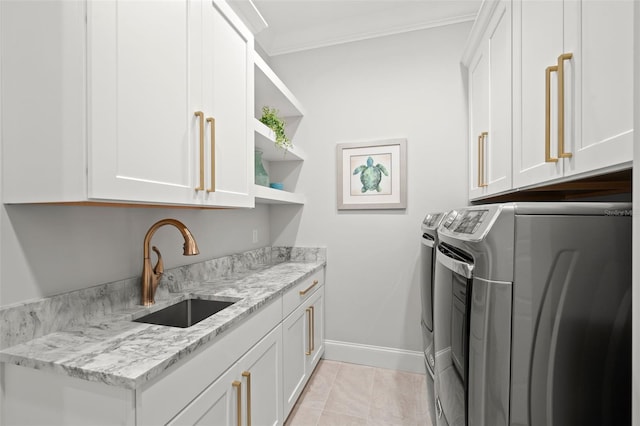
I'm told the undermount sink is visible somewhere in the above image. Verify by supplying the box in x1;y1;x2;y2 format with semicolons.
134;298;236;328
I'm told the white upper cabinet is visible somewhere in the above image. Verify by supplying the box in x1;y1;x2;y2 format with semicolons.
562;1;634;177
464;0;512;199
2;0;253;207
512;0;565;187
512;0;634;188
200;0;254;207
88;0;199;205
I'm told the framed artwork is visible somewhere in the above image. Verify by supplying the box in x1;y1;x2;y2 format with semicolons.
336;138;407;210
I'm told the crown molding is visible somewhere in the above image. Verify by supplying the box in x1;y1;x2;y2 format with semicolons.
261;13;477;57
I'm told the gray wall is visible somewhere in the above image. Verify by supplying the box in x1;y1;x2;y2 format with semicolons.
0;205;270;306
269;22;471;354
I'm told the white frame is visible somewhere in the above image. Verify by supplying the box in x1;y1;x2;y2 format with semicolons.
336;138;407;210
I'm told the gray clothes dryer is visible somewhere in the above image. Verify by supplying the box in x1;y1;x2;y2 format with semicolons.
432;202;632;426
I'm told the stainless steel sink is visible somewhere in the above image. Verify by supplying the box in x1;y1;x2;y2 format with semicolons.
134;298;235;328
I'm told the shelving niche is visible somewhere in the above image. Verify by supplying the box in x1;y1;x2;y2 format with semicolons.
254;52;306;205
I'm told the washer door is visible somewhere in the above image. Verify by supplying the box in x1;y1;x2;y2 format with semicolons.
435;242;512;426
433;244;473;426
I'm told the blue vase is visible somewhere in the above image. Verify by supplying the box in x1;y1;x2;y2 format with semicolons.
255;150;269;187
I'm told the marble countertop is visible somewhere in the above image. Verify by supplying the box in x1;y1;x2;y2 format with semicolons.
0;260;325;390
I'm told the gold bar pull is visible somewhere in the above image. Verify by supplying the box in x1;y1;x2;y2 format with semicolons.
299;279;319;296
557;53;573;158
242;371;251;426
206;117;216;193
479;132;488;187
232;380;242;426
305;307;312;355
310;305;315;352
545;65;559;163
194;111;205;190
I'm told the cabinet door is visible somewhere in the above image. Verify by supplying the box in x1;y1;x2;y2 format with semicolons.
167;366;237;426
307;286;325;370
512;0;565;187
282;298;310;417
168;326;281;426
282;285;325;418
236;325;282;426
468;0;511;200
88;0;202;205
484;1;512;196
468;39;490;199
201;0;254;208
562;0;634;176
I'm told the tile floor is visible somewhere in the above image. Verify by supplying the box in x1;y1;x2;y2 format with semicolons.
284;360;433;426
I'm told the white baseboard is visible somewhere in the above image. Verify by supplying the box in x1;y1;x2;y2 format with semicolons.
323;340;425;374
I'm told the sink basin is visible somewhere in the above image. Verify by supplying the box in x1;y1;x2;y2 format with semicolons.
134;299;235;328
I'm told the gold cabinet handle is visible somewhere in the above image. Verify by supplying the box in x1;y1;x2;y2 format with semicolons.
194;111;205;190
206;117;216;193
310;305;315;352
232;380;242;426
242;371;251;426
305;307;312;355
545;66;559;163
557;53;573;158
299;279;319;296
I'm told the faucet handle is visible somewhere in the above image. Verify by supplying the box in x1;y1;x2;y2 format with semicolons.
152;246;164;277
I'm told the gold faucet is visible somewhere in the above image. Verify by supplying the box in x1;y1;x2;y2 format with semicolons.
141;218;200;306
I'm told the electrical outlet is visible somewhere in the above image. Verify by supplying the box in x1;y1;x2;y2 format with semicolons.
252;229;258;243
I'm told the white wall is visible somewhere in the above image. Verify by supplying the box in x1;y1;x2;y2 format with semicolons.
0;204;270;306
270;22;471;367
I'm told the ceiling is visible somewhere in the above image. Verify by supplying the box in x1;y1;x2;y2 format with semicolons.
229;0;482;57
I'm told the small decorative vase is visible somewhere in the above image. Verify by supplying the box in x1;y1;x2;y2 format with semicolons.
255;149;269;187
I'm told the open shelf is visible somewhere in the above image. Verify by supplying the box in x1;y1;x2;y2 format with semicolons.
254;53;306;120
254;120;305;162
254;185;305;205
253;51;306;206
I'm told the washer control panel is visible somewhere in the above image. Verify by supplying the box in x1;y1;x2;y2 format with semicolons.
439;205;502;241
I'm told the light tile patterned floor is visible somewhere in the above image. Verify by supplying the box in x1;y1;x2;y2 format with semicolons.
284;360;434;426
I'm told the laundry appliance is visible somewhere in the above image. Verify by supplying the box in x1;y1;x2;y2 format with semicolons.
420;211;447;425
432;202;632;426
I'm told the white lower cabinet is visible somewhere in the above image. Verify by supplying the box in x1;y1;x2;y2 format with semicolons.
168;362;238;426
282;285;325;418
169;325;282;426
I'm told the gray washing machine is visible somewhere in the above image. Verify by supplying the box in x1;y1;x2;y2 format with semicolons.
420;211;447;425
432;202;632;426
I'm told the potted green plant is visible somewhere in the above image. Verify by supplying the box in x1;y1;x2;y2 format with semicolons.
259;106;292;151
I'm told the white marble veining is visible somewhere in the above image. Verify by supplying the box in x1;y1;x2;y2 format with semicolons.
0;247;326;389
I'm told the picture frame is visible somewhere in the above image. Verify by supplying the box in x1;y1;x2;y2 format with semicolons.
336;138;407;210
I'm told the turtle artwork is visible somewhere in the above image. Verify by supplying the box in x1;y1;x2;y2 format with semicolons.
353;156;389;193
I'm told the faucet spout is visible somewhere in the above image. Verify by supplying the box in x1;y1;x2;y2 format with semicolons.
141;219;200;306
